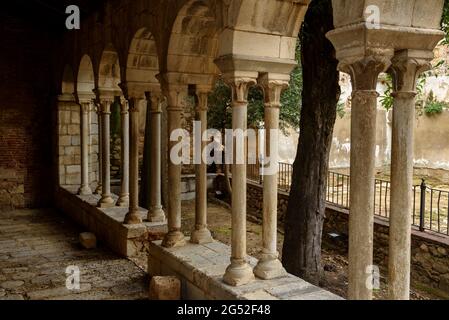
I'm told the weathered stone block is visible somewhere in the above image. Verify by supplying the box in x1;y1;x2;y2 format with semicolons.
59;135;72;146
149;276;181;300
79;232;97;249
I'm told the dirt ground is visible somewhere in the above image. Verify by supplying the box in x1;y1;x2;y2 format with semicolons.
178;199;443;300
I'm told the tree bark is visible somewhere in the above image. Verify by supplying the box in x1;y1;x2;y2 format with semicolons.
282;0;340;285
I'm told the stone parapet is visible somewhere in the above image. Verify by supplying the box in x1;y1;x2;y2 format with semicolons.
148;239;342;300
55;186;167;257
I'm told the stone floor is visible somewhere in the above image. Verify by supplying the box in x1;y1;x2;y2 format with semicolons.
0;208;148;300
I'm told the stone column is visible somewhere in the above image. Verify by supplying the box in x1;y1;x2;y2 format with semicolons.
117;99;130;207
161;85;187;248
124;98;143;225
147;92;166;222
254;76;288;280
223;76;256;287
341;56;390;300
191;89;213;244
388;51;431;300
95;103;103;195
97;98;115;208
78;101;92;195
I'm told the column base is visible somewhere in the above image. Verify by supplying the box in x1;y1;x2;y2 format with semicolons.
94;184;102;195
124;209;143;225
161;231;186;248
223;259;255;287
190;228;213;245
116;194;130;207
147;206;166;223
77;185;92;196
97;195;115;208
254;256;287;280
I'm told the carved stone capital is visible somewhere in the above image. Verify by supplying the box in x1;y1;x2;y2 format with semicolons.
223;76;257;104
389;50;433;94
128;98;143;113
165;85;188;112
259;75;290;109
80;102;92;114
196;91;209;112
99;100;112;114
146;91;164;113
339;55;392;91
120;99;129;114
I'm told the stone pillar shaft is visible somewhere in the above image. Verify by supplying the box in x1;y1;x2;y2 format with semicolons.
147;93;166;222
223;77;256;287
98;99;114;208
117;100;130;207
254;78;287;280
191;91;213;244
388;53;431;300
124;99;143;224
341;57;390;300
95;105;103;195
162;86;186;248
78;102;92;195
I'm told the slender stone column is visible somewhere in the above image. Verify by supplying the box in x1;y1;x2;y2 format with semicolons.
117;99;130;207
95;103;103;195
191;90;213;244
340;56;390;300
124;98;143;224
254;76;288;279
147;92;166;222
78;101;92;195
223;76;256;287
97;98;115;208
162;85;187;248
388;51;431;300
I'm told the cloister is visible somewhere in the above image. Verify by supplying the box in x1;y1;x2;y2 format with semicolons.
1;0;446;300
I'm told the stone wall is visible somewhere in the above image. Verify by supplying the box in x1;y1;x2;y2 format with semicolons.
0;12;54;210
57;103;99;189
57;101;81;187
244;181;449;295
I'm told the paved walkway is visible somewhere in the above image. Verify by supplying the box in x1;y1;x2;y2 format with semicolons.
0;208;148;300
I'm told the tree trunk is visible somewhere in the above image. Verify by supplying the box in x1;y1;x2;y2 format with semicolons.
282;0;340;285
140;99;152;209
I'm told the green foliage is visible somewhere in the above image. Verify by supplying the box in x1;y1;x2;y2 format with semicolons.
380;74;426;112
110;100;121;136
336;102;346;118
424;91;448;115
207;44;303;135
380;74;394;111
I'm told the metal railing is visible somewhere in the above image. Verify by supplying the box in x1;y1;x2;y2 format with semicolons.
247;162;449;237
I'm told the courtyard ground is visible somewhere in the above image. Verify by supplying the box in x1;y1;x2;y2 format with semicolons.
0;204;443;300
0;208;148;300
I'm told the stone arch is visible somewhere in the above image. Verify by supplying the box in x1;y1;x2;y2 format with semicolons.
61;64;75;95
77;54;95;96
126;28;160;88
98;44;122;92
167;0;220;78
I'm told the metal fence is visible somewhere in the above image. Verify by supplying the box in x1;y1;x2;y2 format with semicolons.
247;162;449;237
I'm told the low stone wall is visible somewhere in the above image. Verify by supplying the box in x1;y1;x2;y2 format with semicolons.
148;239;342;300
55;186;167;257
244;181;449;296
181;174;217;201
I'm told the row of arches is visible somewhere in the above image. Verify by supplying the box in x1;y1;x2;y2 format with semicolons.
61;0;224;99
